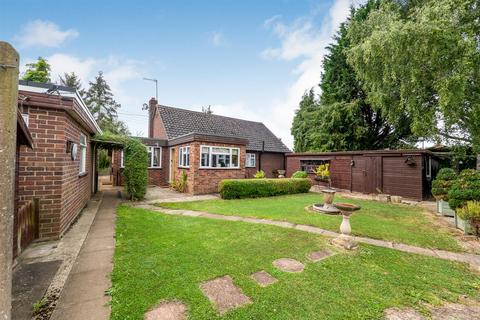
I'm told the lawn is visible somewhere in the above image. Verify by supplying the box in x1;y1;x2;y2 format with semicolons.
110;206;479;319
157;193;463;252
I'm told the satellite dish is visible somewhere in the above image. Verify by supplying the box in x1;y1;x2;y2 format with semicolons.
71;143;78;160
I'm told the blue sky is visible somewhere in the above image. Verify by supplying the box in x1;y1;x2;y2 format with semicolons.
1;0;360;148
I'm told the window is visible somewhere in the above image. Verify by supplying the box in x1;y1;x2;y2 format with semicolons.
147;146;162;168
179;146;190;167
246;153;256;167
79;134;87;174
300;159;329;173
425;156;432;179
120;150;124;168
200;146;240;168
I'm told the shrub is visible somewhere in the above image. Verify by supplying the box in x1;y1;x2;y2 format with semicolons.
254;170;266;179
171;170;188;193
314;163;330;180
456;201;480;221
123;138;148;200
431;168;456;200
292;171;308;179
219;178;312;199
447;169;480;210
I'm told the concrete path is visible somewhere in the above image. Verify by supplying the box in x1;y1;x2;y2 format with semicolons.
50;190;119;320
136;204;480;269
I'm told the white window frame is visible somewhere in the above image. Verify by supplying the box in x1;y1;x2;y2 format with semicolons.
246;153;256;168
147;146;162;168
425;156;432;178
200;145;240;169
178;146;190;168
79;134;87;175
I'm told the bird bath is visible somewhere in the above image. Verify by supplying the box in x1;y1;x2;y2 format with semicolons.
312;189;340;215
331;202;361;250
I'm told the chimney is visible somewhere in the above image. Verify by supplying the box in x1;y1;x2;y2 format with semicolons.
148;97;157;138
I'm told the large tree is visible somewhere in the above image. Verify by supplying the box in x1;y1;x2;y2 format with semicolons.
22;57;51;83
347;0;480;150
84;71;130;135
291;0;414;152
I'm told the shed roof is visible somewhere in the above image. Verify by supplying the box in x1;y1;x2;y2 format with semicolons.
157;105;291;153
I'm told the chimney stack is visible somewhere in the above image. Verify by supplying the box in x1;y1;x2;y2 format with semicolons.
148;97;157;138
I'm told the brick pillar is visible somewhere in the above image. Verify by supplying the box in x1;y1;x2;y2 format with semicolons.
0;41;19;320
148;97;157;138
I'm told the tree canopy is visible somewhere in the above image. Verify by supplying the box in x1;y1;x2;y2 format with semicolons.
84;71;130;135
347;0;480;150
22;57;51;83
291;0;415;152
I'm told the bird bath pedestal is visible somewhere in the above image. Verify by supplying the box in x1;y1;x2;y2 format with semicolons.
331;202;360;250
312;189;340;214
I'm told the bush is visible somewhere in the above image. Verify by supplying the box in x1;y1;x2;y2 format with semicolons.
447;169;480;210
254;170;266;179
292;171;308;179
219;178;312;199
431;168;456;200
456;201;480;221
123;138;148;200
171;170;188;193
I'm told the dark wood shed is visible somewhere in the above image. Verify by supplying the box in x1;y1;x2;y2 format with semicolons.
286;150;439;201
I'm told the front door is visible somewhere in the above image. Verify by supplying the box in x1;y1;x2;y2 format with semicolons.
169;147;176;183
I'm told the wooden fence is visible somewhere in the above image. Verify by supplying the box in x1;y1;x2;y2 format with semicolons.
13;199;38;258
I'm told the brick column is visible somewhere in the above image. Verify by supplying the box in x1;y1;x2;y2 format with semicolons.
0;41;19;320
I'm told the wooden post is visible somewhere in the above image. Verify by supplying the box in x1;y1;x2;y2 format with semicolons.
0;41;19;320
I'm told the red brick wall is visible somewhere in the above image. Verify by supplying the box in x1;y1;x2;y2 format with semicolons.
17;106;92;240
259;152;285;178
185;142;246;194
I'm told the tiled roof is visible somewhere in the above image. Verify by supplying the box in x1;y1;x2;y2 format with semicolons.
157;105;291;153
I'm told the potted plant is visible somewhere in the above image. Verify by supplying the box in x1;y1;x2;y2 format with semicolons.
448;169;480;234
313;163;331;187
455;201;480;235
431;168;456;216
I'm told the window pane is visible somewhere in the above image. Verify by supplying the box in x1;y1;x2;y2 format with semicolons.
201;146;209;153
212;147;229;154
232;153;238;167
232;149;239;156
153;148;160;167
211;154;218;167
147;148;152;167
201;152;209;167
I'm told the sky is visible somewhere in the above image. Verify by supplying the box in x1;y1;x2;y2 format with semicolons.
1;0;363;148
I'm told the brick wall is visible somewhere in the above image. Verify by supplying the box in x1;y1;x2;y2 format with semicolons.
17;106;92;240
259;152;285;178
179;141;246;194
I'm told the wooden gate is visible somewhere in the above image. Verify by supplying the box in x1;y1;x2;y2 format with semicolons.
13;199;39;258
351;156;382;194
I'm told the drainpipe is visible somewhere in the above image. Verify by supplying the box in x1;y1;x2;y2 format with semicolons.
0;41;19;320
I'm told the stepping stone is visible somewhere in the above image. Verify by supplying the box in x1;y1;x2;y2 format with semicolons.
272;258;305;273
200;275;251;314
384;307;425;320
144;301;187;320
431;303;480;320
250;270;277;287
307;250;333;262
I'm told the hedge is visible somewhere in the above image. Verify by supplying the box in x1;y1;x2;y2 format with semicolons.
219;178;312;199
431;168;456;200
447;169;480;210
123;138;148;200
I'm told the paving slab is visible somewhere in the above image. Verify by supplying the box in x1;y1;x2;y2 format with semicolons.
273;258;305;273
200;275;251;314
307;250;334;262
384;307;425;320
250;271;277;287
12;260;62;320
431;303;480;320
144;301;187;320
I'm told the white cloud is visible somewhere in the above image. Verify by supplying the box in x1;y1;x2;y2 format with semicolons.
209;31;227;47
15;20;78;48
260;0;363;149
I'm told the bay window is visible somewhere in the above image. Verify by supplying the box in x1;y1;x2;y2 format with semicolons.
200;146;240;168
179;146;190;167
246;153;256;167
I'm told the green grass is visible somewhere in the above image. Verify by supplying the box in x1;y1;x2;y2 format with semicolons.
158;193;462;252
111;206;479;319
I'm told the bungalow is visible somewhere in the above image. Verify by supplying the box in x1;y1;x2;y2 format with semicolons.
111;98;291;194
15;80;101;253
